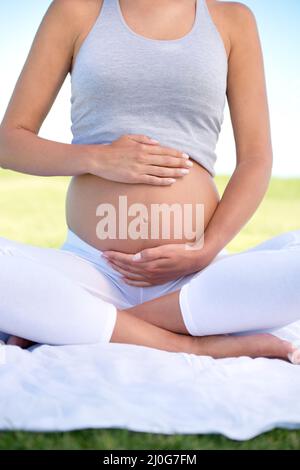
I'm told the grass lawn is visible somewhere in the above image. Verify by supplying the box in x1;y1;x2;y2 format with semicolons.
0;170;299;450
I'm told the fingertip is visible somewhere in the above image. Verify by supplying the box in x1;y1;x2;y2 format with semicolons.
162;178;176;185
132;252;142;261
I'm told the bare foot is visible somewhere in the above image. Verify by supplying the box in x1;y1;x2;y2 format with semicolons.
6;335;35;349
189;333;300;364
6;332;300;365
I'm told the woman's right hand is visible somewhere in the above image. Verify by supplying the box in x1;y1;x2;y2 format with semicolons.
87;134;193;185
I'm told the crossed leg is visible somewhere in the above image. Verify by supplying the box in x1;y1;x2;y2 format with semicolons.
1;231;300;363
125;232;300;336
121;230;300;362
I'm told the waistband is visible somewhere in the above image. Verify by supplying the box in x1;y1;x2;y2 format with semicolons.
62;228;229;259
62;229;104;257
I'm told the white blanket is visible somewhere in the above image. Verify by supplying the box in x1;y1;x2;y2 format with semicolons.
1;321;300;440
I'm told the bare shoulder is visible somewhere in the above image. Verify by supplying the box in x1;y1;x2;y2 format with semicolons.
49;0;101;16
0;0;104;131
47;0;103;34
57;0;104;66
208;0;256;22
207;1;258;56
63;0;104;21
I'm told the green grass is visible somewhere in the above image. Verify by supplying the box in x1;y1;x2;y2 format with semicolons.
0;170;300;450
1;428;300;450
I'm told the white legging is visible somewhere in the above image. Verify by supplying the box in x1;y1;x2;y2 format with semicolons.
0;230;300;345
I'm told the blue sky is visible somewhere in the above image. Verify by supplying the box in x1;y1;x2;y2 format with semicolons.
0;0;299;177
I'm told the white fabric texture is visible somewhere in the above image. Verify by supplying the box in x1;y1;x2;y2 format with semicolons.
0;230;300;438
179;231;300;336
1;230;299;343
0;230;228;345
1;324;300;439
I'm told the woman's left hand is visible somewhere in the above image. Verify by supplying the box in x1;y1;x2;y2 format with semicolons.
102;243;208;286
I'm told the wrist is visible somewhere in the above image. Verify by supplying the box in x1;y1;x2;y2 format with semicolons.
192;248;214;271
202;230;227;258
188;237;223;271
85;143;111;176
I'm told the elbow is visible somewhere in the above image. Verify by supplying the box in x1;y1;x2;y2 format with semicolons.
263;148;273;171
0;125;17;170
235;151;273;193
262;152;273;179
0;127;8;169
237;151;273;176
257;152;273;178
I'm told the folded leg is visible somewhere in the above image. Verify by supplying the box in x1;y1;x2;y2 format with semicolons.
0;237;120;344
1;234;299;362
0;236;133;307
179;231;300;336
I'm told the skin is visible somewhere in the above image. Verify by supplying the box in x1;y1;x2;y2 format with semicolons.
1;0;293;361
7;292;300;363
67;0;273;286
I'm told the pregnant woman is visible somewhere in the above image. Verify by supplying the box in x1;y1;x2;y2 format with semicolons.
0;0;300;362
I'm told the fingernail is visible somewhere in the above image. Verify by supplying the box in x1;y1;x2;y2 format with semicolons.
169;178;177;183
149;138;159;143
182;153;190;159
186;160;193;167
288;341;300;365
180;169;190;175
288;350;300;365
132;252;142;261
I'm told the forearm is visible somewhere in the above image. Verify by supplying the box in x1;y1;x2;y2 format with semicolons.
0;126;96;177
199;157;272;262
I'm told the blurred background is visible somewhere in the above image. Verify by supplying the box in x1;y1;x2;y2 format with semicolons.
1;0;300;176
0;0;300;450
0;0;299;250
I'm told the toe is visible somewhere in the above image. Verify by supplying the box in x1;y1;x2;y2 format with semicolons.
288;348;300;365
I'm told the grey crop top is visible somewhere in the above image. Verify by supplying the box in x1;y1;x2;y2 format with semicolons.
70;0;228;177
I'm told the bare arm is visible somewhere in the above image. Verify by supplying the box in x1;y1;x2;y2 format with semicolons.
0;0;93;176
0;0;189;183
198;1;273;262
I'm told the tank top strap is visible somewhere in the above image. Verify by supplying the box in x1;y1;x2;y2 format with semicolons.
197;0;221;36
98;1;216;39
101;0;119;19
193;0;205;33
108;0;205;41
70;0;228;177
94;0;122;33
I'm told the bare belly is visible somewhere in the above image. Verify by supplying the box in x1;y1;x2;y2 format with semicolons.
66;162;220;254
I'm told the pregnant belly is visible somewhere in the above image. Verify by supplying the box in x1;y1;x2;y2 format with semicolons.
66;162;220;254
